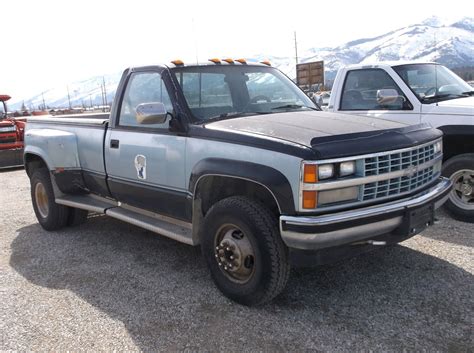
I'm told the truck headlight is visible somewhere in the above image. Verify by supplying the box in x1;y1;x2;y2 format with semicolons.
318;164;334;180
340;161;355;177
433;140;442;154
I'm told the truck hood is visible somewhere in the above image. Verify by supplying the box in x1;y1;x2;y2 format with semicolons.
203;110;441;159
436;96;474;108
205;110;406;148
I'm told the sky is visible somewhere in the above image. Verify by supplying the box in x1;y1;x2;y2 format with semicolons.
1;0;472;101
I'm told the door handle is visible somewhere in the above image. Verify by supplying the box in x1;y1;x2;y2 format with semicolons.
110;139;120;149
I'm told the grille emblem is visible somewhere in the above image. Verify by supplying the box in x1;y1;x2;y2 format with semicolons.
405;164;418;177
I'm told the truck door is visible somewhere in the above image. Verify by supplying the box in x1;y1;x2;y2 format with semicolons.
336;68;420;125
104;69;189;221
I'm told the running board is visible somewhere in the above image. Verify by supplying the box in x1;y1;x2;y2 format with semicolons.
106;207;194;245
56;194;117;213
55;194;195;245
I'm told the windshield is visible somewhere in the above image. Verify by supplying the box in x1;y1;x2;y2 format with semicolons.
393;64;473;103
172;65;318;122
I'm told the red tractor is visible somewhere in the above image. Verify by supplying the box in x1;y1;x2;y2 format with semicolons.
0;95;25;168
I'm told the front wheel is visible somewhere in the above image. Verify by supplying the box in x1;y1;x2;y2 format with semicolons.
200;196;290;306
442;154;474;223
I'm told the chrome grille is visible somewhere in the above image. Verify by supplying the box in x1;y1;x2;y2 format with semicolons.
362;166;434;200
364;144;435;176
361;142;438;201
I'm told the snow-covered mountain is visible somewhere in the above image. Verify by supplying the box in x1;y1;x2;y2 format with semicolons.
10;72;122;111
269;16;474;80
11;16;474;110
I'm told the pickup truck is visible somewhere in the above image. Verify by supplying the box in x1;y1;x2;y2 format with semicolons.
328;62;474;222
0;94;25;168
24;60;451;305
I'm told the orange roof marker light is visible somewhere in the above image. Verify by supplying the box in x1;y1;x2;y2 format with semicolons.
235;58;247;64
222;58;234;64
171;59;184;66
260;60;272;66
209;58;221;64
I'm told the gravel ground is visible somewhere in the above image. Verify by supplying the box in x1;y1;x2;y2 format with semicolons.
0;168;473;352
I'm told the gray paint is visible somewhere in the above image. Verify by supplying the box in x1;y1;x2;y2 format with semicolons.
25;122;107;174
105;129;187;191
185;137;302;209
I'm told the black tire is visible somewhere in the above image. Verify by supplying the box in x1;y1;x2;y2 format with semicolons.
67;208;89;227
200;196;290;306
30;168;69;231
442;153;474;223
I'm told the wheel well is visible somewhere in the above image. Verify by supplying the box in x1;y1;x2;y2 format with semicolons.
443;134;474;161
24;154;47;177
194;175;280;218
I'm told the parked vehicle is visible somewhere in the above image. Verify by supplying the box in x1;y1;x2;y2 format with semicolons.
328;62;474;222
24;60;451;305
0;94;25;168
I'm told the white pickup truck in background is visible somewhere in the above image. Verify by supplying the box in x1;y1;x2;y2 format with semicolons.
328;62;474;222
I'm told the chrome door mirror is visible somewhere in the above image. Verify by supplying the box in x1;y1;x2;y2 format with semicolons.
376;89;403;105
135;102;167;124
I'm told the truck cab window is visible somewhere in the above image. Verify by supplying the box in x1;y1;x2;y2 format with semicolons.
340;69;411;111
119;72;173;128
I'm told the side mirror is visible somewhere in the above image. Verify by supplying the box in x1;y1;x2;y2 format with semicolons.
376;89;403;105
135;102;168;124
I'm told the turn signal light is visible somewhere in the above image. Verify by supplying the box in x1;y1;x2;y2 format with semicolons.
303;164;318;183
209;58;221;64
235;58;247;64
260;60;271;66
223;58;234;64
303;191;317;209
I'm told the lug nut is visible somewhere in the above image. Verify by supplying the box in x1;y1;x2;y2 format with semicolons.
230;256;234;260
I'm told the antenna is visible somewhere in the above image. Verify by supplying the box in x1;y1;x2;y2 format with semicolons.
192;18;199;64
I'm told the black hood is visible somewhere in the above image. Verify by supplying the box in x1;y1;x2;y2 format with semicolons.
196;111;442;159
205;110;406;147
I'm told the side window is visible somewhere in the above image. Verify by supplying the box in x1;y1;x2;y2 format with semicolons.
119;72;173;128
340;69;411;111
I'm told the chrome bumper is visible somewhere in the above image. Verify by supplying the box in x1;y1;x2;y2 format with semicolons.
280;177;452;250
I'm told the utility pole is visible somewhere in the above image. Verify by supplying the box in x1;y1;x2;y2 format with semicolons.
41;92;46;111
89;94;93;109
67;86;72;110
102;76;108;109
294;31;299;66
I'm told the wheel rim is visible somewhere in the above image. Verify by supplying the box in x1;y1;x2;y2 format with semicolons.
35;182;49;218
449;169;474;210
214;224;256;284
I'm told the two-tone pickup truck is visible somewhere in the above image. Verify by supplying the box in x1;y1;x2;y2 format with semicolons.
25;59;451;305
328;62;474;222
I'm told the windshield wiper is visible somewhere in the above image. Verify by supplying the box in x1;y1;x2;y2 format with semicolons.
421;93;468;103
462;90;474;96
272;104;319;111
204;111;272;123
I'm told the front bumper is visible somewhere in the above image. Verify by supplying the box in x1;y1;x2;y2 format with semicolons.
0;147;24;169
280;177;452;250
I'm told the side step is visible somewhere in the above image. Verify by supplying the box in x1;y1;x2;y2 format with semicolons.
55;194;195;245
106;207;194;245
56;194;117;213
